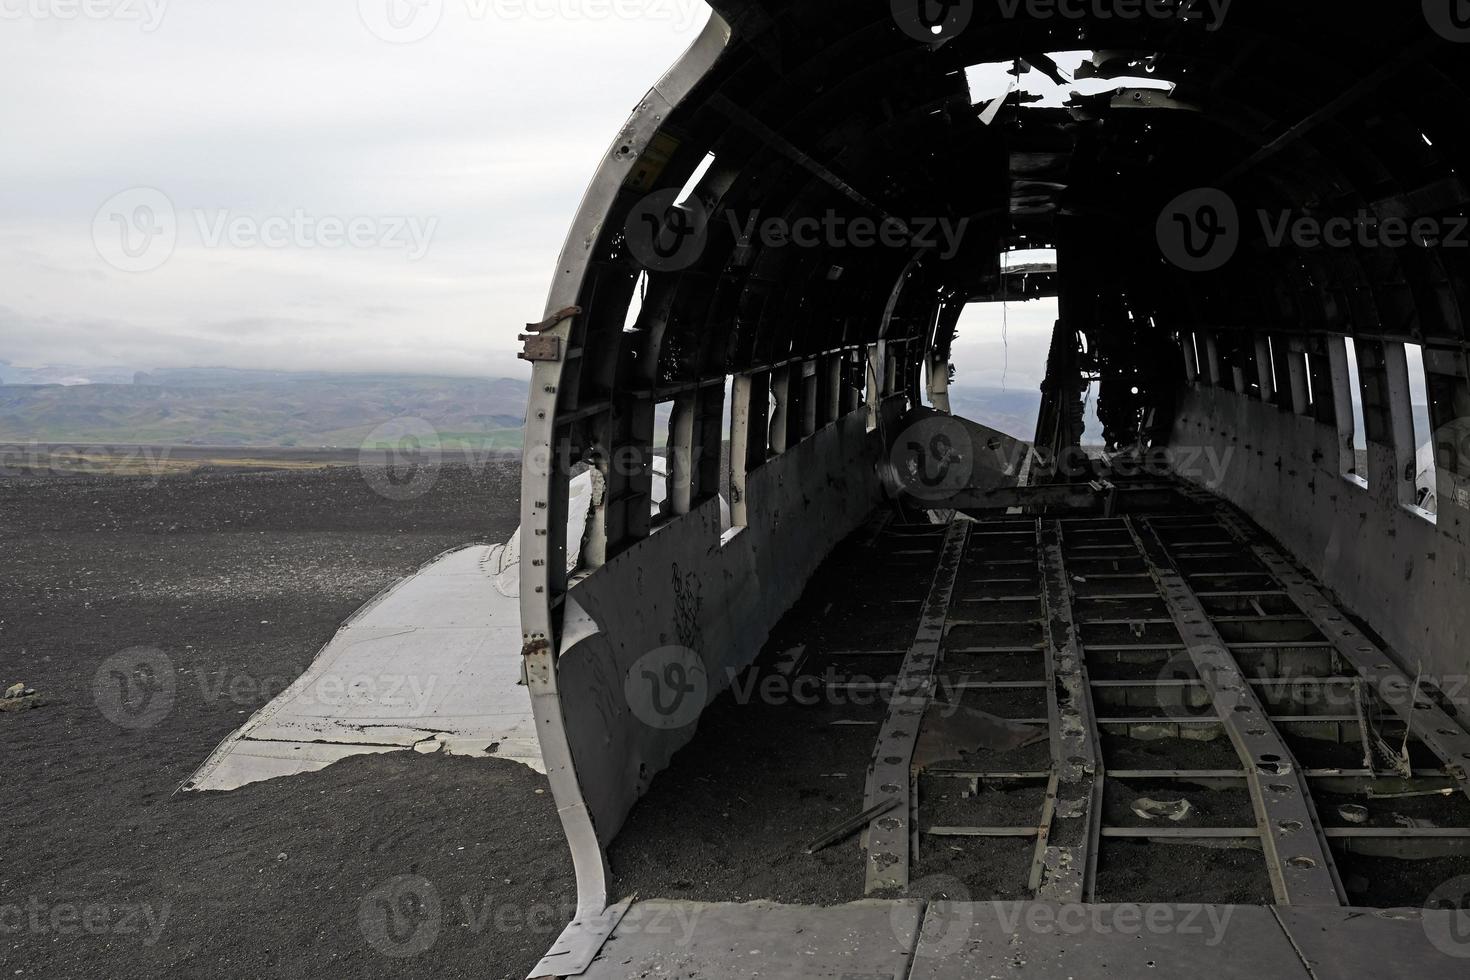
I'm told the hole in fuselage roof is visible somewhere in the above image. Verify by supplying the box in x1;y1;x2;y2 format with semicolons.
964;50;1174;112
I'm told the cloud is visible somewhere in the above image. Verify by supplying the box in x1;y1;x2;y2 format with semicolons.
949;298;1057;392
0;0;713;377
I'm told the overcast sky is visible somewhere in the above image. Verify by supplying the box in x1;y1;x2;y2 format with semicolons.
1;1;1059;388
0;1;713;380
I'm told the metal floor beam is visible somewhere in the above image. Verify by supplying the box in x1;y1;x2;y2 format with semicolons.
576;492;1470;980
1032;518;1105;901
862;519;970;894
570;898;1470;980
1124;516;1344;905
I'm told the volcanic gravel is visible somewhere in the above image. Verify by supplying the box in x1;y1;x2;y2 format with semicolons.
0;462;575;980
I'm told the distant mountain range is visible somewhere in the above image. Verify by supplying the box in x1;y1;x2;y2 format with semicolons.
0;360;139;386
947;385;1114;443
0;361;1135;450
946;386;1043;441
0;368;530;449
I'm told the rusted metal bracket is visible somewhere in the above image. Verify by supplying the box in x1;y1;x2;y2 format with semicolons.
518;333;562;363
526;305;581;333
519;305;580;363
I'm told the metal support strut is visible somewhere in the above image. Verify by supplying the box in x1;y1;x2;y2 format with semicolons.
862;519;970;894
1032;519;1105;900
1125;516;1343;905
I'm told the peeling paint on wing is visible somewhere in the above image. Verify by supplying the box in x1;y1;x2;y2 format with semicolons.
183;541;547;792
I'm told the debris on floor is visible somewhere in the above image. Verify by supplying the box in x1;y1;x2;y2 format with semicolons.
1131;797;1194;822
805;799;898;855
913;706;1048;768
1393;813;1439;829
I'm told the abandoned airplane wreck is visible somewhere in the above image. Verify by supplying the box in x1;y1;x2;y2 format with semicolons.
513;3;1470;976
